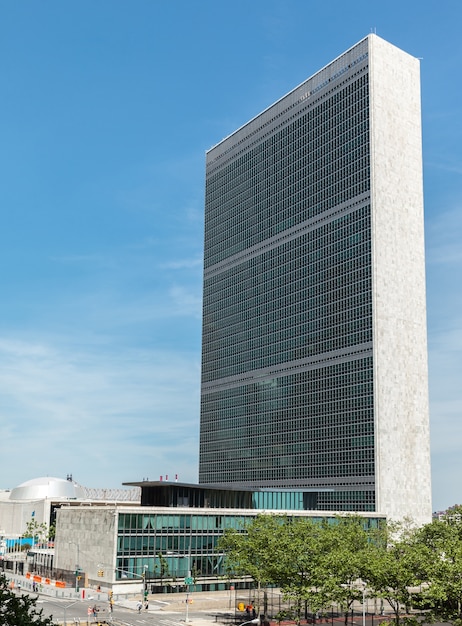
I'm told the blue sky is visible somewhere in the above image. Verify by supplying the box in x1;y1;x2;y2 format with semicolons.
0;1;461;513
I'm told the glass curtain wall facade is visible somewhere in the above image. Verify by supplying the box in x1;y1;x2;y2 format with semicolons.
116;510;384;592
200;35;431;521
200;38;373;511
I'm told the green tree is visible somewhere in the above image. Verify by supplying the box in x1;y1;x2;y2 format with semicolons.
47;523;56;542
155;552;169;590
268;517;334;624
219;512;439;626
414;508;462;623
219;514;373;624
219;514;283;617
365;519;428;626
22;520;48;545
322;516;374;626
0;573;53;625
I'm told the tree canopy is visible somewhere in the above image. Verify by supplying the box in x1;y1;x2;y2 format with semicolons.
218;512;462;626
22;520;53;544
413;507;462;623
219;514;380;623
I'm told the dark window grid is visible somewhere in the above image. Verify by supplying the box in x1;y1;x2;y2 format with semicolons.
204;258;372;314
204;215;372;294
205;175;370;264
205;136;369;255
204;238;372;300
202;333;372;376
206;212;372;287
201;358;373;396
206;133;370;201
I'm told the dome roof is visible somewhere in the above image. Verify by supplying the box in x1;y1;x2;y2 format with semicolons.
9;477;85;501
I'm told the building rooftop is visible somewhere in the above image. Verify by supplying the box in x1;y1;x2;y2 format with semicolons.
9;477;85;501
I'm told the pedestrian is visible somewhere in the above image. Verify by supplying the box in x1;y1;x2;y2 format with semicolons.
137;601;142;613
92;605;98;619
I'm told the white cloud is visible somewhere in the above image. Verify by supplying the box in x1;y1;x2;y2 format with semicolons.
0;333;200;490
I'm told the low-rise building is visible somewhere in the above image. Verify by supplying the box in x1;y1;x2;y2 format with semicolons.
53;480;386;595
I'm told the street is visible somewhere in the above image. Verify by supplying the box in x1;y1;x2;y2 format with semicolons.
35;594;217;626
34;595;397;626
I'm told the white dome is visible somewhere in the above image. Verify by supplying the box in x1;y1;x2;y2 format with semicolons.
9;477;85;501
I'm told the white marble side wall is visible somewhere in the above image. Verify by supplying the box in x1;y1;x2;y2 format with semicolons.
368;34;432;525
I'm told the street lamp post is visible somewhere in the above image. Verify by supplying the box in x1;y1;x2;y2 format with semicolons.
185;589;191;623
183;548;193;623
142;564;148;604
184;570;193;622
362;584;366;626
68;542;80;592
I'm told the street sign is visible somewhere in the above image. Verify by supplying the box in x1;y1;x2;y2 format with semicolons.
184;576;193;585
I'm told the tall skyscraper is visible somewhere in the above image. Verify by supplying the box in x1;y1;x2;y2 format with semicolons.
199;34;431;524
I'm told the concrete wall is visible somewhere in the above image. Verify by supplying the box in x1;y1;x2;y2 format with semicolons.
0;498;51;537
54;506;118;586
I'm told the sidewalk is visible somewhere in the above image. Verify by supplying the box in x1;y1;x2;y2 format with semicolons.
116;590;240;617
